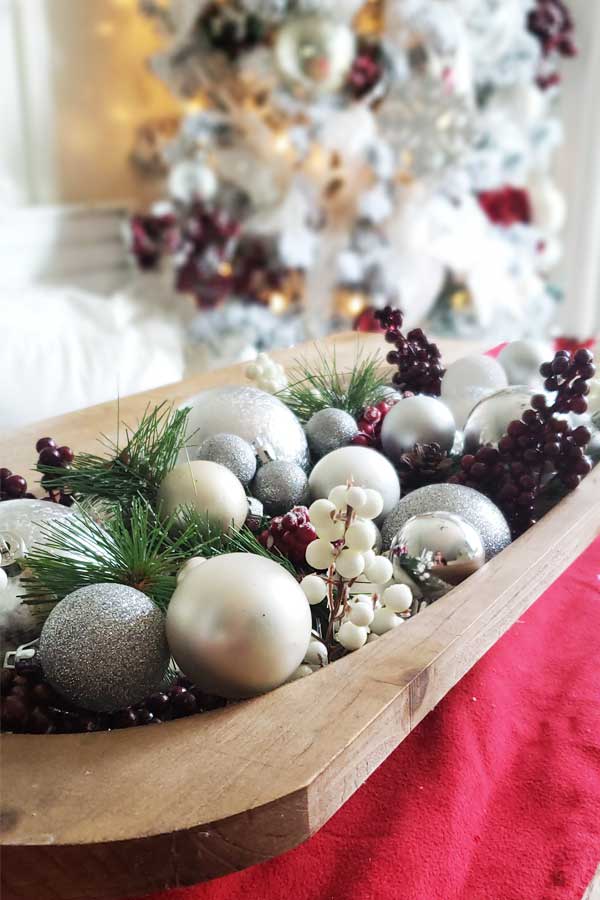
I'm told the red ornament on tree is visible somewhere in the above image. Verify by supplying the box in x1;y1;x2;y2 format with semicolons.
477;187;532;227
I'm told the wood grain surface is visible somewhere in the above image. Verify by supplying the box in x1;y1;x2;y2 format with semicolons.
1;332;599;900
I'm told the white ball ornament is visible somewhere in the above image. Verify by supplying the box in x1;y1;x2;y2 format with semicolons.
381;396;456;463
497;341;553;390
335;549;365;579
288;664;314;682
364;555;393;585
349;600;374;627
328;484;350;509
382;584;413;614
300;574;328;605
0;568;8;591
345;519;377;552
167;554;312;698
315;518;346;542
157;461;248;530
176;556;207;584
355;488;384;521
441;354;508;429
310;447;400;519
304;638;328;667
336;620;368;651
371;606;402;636
305;538;335;570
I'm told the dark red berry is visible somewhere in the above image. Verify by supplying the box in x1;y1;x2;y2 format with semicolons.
57;446;74;464
35;437;56;453
38;447;63;467
4;474;27;498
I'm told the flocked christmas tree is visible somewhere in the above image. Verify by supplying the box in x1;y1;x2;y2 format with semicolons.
131;0;575;348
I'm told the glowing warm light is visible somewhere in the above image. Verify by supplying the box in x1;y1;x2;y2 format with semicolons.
182;96;208;115
95;21;115;37
269;291;289;314
110;105;132;124
218;262;233;277
273;132;292;154
345;293;367;316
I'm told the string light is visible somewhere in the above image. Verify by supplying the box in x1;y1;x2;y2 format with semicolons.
273;131;292;154
268;291;290;314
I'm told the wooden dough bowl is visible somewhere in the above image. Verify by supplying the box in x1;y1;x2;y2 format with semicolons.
1;333;599;900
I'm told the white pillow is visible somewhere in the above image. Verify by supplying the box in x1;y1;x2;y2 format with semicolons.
0;285;185;429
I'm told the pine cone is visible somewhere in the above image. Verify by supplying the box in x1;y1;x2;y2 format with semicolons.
397;443;457;493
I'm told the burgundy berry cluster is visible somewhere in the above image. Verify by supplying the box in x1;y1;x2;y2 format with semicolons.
1;668;225;735
36;437;74;506
0;468;35;501
352;400;396;449
259;506;317;568
450;349;595;536
527;0;576;58
374;306;445;396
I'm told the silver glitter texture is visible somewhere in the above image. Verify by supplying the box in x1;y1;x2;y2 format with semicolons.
196;432;257;486
39;583;170;712
304;407;358;458
381;483;511;560
182;385;310;470
252;460;309;516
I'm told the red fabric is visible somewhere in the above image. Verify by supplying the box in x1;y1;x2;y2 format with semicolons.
142;537;600;900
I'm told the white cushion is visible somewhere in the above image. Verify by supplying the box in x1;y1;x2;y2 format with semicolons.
0;284;185;429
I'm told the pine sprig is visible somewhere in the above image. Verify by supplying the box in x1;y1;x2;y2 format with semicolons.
280;346;389;423
20;501;297;621
37;402;191;512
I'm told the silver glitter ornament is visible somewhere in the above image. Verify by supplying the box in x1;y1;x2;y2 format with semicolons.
381;395;456;463
196;433;257;486
304;407;358;458
39;583;170;712
390;512;486;587
381;484;511;560
252;460;309;516
463;387;533;454
182;385;309;470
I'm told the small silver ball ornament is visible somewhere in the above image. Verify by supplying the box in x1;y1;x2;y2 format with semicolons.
304;407;358;458
463;387;533;454
390;512;486;586
196;433;257;486
381;395;456;463
252;460;309;516
497;340;553;390
182;385;309;470
39;583;170;712
274;14;356;94
381;483;511;560
166;553;312;698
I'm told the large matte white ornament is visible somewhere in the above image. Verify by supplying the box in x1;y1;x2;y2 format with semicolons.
381;396;456;462
157;461;248;530
275;14;356;94
441;355;508;428
308;447;400;519
181;385;309;470
463;387;533;454
166;554;312;698
497;341;553;390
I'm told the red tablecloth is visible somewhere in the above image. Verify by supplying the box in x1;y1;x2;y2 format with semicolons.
142;536;600;900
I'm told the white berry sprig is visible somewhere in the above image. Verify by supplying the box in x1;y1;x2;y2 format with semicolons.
300;481;410;654
246;353;288;394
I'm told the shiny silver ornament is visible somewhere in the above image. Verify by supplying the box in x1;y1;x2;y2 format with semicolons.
381;395;456;463
196;432;257;486
274;14;356;94
381;483;511;560
0;499;72;647
39;583;170;712
182;385;309;470
390;512;486;587
304;407;358;458
252;459;309;516
166;553;312;698
463;387;533;454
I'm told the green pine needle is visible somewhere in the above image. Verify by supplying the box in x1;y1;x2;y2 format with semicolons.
20;500;297;622
279;345;390;423
37;402;191;511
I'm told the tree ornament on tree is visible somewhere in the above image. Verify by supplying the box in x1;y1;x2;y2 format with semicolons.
274;14;356;94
